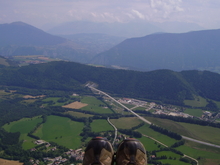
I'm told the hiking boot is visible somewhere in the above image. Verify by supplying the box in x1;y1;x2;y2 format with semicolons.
83;137;114;165
115;138;147;165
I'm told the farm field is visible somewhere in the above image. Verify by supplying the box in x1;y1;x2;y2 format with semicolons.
110;117;142;129
184;108;203;117
137;124;178;147
91;119;114;132
184;96;208;107
137;136;161;151
177;145;220;165
145;117;220;145
62;101;88;109
80;96;113;114
33;115;84;149
42;97;64;106
214;100;220;108
3;116;43;149
3;116;42;134
0;158;23;165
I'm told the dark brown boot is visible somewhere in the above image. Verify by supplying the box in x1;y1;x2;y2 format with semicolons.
83;137;114;165
115;138;147;165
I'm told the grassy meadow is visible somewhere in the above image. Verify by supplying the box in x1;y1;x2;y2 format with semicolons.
91;119;114;132
184;96;208;107
145;116;220;145
33;115;83;149
177;145;220;165
110;117;142;129
3;116;43;149
137;124;178;147
80;96;113;114
184;108;203;117
137;136;162;151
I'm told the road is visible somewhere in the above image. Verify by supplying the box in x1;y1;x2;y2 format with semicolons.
107;117;117;146
182;136;220;149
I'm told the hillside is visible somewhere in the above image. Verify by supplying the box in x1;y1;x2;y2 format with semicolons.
91;29;220;72
1;61;220;105
0;22;67;46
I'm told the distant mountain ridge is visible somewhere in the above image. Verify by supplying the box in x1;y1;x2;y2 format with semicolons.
91;29;220;72
47;21;163;38
0;22;125;63
0;22;68;46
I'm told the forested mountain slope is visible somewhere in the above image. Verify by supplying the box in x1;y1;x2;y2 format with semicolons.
1;61;220;105
91;29;220;72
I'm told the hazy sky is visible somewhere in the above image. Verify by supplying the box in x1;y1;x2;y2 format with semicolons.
1;0;220;30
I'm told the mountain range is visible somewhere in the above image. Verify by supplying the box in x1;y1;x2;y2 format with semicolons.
0;22;123;63
0;22;67;46
0;21;220;73
91;29;220;72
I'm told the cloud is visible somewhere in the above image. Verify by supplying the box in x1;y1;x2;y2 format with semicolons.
0;0;220;29
132;9;145;19
150;0;184;18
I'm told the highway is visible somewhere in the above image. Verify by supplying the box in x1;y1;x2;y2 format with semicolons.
88;86;152;125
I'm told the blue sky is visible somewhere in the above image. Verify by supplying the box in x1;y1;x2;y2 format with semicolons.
1;0;220;30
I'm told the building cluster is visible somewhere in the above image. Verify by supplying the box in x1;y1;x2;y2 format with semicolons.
118;98;148;106
65;148;84;161
153;109;192;118
29;140;85;165
201;111;220;121
43;156;68;165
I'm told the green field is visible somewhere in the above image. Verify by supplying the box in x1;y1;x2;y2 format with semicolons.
159;159;190;165
177;145;220;165
80;96;113;114
91;119;114;132
137;136;162;151
42;97;66;106
184;96;207;107
3;116;43;149
214;100;220;108
145;117;220;145
34;115;84;149
137;124;178;146
3;116;42;134
110;117;142;129
184;108;203;117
